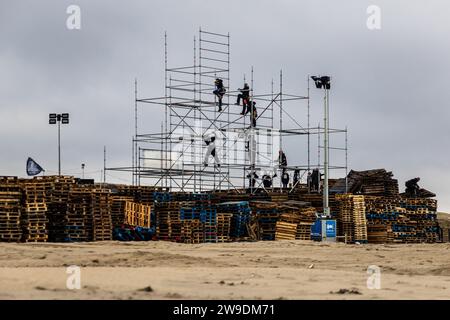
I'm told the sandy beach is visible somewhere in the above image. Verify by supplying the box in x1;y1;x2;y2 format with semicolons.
0;241;449;300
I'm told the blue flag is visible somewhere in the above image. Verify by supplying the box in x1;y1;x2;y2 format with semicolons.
26;157;44;176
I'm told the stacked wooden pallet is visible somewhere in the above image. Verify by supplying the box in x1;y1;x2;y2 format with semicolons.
111;196;134;228
216;201;251;240
336;194;368;243
20;178;50;242
346;169;399;197
64;186;91;242
366;224;393;243
365;196;440;243
47;176;75;242
277;207;316;241
268;192;289;202
0;177;22;242
91;189;112;241
124;201;151;228
180;219;204;244
216;213;232;242
275;221;297;240
154;202;182;241
250;201;282;241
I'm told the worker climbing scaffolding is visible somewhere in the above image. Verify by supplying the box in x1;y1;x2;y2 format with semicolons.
235;83;250;115
213;78;226;112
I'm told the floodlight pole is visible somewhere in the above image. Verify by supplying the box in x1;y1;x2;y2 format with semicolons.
323;87;330;217
58;119;61;176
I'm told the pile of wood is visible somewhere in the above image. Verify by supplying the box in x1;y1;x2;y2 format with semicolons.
0;177;22;242
154;202;182;241
20;177;50;242
180;219;204;244
65;186;91;242
275;207;316;241
275;221;297;240
346;169;399;196
111;196;134;227
47;176;75;242
216;213;232;242
336;194;368;243
251;201;280;241
216;201;251;240
124;201;151;228
365;196;440;243
91;189;112;241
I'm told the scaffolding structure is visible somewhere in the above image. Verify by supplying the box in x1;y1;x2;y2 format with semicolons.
107;29;348;194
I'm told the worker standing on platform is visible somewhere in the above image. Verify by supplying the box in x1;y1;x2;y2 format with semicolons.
235;83;250;115
213;78;226;112
278;150;287;168
293;169;300;187
247;171;259;189
281;169;289;189
306;171;312;191
310;168;322;192
203;136;220;167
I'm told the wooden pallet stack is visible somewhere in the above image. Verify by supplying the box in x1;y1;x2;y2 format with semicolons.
154;201;182;241
64;186;91;242
0;177;22;242
91;188;112;241
180;219;204;244
216;201;251;241
20;177;50;242
216;213;232;242
124;201;151;228
275;207;316;241
336;194;368;243
346;169;399;197
365;196;440;243
268;192;289;203
111;196;134;228
251;201;287;241
47;176;75;242
275;221;297;240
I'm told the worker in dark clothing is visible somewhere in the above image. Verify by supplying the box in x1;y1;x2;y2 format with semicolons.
306;171;312;191
293;169;300;187
250;102;257;127
405;177;420;198
278;150;287;168
235;83;250;115
213;78;226;112
262;172;277;189
310;169;320;192
247;171;259;189
281;169;289;189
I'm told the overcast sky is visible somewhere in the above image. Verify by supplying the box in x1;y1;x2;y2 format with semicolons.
1;0;449;211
